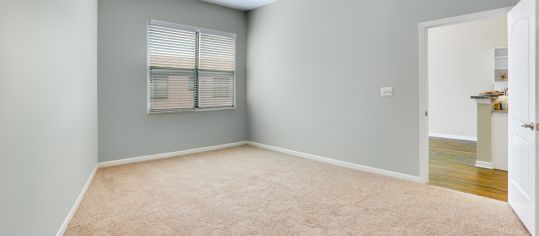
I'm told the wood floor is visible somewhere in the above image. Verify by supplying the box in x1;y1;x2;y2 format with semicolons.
429;137;508;201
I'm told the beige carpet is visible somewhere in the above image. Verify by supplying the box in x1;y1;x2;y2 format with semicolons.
65;145;529;235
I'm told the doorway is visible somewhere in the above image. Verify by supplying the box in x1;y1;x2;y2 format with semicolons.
418;8;511;201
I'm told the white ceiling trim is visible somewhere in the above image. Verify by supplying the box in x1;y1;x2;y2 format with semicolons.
201;0;277;11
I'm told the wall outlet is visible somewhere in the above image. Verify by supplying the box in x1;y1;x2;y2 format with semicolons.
381;87;394;97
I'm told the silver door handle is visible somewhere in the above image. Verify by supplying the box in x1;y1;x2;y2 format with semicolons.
522;123;535;130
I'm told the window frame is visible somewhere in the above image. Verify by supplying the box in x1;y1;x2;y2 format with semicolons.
146;19;237;114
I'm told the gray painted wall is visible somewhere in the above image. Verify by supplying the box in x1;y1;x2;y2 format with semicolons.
0;0;98;235
99;0;248;162
247;0;518;177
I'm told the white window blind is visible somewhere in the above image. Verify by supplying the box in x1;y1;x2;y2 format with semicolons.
147;20;236;114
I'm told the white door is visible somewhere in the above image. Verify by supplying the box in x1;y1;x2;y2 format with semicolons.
508;0;536;234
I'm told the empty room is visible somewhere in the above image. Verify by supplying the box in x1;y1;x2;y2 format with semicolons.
1;0;538;235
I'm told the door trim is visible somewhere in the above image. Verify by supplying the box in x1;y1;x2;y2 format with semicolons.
418;7;513;184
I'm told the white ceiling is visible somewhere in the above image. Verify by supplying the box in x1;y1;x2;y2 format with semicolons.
201;0;277;11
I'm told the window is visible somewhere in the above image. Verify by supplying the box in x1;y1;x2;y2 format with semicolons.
147;20;236;113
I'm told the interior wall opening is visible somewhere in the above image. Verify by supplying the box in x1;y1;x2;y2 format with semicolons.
422;11;510;201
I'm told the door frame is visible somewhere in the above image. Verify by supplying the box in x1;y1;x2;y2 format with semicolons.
418;7;513;184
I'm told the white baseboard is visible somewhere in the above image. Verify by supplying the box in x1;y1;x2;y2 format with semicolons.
56;165;97;236
247;142;421;183
429;132;477;142
98;141;248;168
475;161;494;169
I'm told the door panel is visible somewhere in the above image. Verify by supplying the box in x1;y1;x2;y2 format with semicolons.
510;133;531;195
510;18;530;123
508;0;536;234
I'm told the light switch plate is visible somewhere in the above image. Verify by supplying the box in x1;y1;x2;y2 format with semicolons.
381;87;394;97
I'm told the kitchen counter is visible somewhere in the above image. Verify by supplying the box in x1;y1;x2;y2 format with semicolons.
470;95;500;99
471;96;508;170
